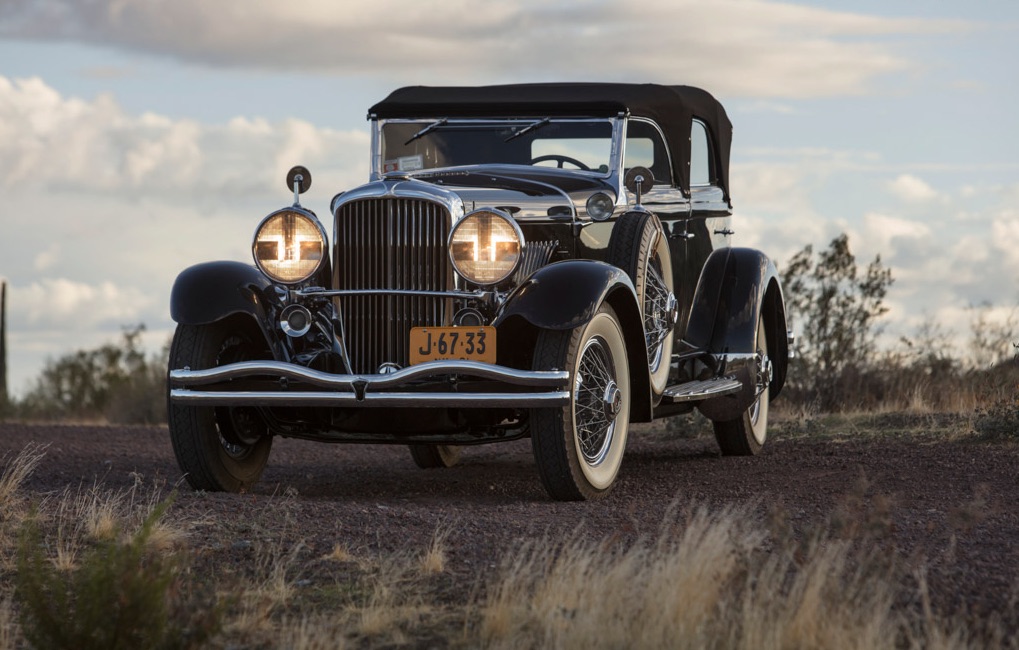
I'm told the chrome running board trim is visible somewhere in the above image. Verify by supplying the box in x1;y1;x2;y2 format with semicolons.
662;377;742;403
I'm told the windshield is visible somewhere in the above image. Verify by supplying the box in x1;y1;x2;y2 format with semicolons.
379;118;616;175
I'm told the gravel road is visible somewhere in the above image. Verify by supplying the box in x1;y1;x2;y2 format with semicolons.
2;418;1017;635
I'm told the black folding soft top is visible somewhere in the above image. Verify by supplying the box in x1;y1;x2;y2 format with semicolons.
369;83;733;202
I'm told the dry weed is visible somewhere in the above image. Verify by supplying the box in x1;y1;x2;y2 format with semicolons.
278;615;349;650
322;542;354;563
476;504;999;650
420;524;450;575
0;596;19;650
0;443;47;519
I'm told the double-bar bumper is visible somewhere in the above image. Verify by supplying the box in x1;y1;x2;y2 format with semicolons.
169;360;570;408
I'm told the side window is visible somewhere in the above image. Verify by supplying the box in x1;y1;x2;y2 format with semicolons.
625;120;670;185
690;120;712;186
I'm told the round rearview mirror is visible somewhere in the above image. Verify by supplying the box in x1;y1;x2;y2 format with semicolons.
286;165;312;194
624;166;654;196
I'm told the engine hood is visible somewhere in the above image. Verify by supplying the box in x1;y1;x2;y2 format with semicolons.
407;166;616;220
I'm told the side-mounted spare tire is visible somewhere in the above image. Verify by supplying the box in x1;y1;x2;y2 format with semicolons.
607;211;676;400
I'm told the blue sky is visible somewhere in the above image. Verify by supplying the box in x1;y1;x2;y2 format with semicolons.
0;0;1017;396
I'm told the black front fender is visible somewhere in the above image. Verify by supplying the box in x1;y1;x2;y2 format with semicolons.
170;261;276;334
494;260;653;422
494;260;637;331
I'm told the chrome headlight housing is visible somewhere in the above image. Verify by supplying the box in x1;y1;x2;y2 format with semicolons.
586;192;615;221
252;208;327;285
448;209;524;286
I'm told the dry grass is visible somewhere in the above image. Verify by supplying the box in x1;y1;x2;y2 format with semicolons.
476;505;1005;650
0;432;1013;649
0;444;46;520
420;523;450;575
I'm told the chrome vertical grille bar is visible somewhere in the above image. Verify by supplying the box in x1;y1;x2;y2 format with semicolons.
334;198;451;374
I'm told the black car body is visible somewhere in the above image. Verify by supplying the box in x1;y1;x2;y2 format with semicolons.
168;83;791;501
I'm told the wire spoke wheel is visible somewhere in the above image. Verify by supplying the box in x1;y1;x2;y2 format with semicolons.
531;304;630;501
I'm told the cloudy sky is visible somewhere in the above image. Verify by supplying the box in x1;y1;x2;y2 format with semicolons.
0;0;1017;396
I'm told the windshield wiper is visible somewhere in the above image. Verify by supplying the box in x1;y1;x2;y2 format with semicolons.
505;117;550;142
404;118;448;145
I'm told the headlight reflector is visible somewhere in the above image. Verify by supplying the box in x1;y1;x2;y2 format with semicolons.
586;192;615;221
449;209;523;285
252;209;327;284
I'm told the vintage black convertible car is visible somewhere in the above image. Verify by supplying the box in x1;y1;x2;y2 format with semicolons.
168;83;790;501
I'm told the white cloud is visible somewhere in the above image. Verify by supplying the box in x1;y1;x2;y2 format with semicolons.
33;244;60;271
0;75;369;196
11;278;152;328
0;0;968;98
860;211;931;254
887;173;942;203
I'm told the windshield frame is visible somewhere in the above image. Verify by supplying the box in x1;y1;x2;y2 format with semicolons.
370;116;625;182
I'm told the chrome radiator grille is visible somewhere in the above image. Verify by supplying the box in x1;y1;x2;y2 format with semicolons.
335;198;452;374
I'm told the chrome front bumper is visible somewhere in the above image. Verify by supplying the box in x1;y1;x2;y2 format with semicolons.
169;360;570;408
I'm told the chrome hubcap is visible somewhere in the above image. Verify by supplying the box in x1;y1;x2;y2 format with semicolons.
602;380;622;421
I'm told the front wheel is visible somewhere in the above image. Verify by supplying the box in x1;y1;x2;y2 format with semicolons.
530;304;631;501
408;444;461;469
167;321;273;492
713;315;770;455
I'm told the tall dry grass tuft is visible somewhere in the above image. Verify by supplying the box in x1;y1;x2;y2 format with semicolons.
0;443;46;519
477;504;995;650
0;444;48;574
420;524;451;575
46;479;183;572
480;504;765;649
278;615;350;650
0;597;18;650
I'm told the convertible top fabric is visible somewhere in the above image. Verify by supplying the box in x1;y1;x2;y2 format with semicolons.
369;83;733;202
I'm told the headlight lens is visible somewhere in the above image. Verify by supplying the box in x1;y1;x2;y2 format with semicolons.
252;209;327;284
586;192;615;221
448;209;524;286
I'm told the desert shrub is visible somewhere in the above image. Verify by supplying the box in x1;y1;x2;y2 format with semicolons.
12;325;167;424
15;498;221;650
782;233;894;411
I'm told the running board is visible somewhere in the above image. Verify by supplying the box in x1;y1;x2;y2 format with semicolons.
662;377;742;403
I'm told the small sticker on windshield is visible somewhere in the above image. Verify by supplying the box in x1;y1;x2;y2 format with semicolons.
384;155;424;173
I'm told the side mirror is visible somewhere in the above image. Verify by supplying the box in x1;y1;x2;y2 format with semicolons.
287;165;312;205
624;166;654;206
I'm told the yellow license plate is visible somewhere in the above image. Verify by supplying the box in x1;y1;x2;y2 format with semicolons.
409;326;496;365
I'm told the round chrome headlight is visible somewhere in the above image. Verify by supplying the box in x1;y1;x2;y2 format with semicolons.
252;208;327;285
586;192;615;221
448;209;524;286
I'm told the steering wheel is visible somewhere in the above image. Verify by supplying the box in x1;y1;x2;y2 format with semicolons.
529;154;591;171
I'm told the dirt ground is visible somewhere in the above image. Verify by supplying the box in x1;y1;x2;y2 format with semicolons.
2;416;1017;635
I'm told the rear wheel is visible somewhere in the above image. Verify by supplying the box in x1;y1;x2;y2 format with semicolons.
531;304;630;501
167;321;272;492
408;444;461;469
713;315;770;455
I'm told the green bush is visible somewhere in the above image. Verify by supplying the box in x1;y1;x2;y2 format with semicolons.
15;498;220;650
12;325;167;424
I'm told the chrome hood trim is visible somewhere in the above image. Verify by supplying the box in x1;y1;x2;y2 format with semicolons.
331;177;465;222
